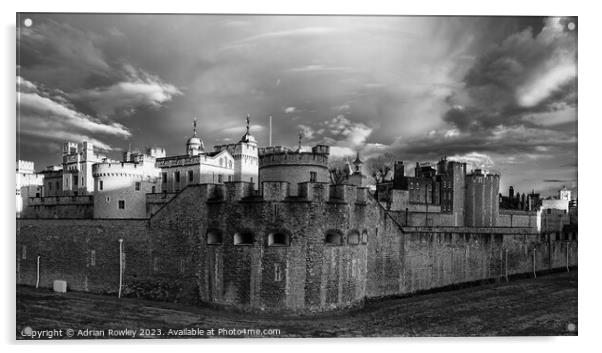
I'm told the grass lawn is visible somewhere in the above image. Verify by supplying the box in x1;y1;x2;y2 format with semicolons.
16;270;578;339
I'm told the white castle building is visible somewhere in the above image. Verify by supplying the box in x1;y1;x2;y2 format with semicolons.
18;116;259;219
16;160;44;215
92;148;163;218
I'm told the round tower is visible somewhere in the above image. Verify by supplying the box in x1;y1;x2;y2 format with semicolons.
92;162;160;219
258;144;330;196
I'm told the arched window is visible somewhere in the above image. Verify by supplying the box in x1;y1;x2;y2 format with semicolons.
268;231;290;246
234;231;254;245
348;230;360;245
325;230;343;245
206;229;223;245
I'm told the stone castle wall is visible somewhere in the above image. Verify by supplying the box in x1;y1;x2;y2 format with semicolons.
21;196;94;219
16;182;578;313
498;210;538;228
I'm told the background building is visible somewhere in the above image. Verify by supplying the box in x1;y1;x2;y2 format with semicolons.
464;169;500;227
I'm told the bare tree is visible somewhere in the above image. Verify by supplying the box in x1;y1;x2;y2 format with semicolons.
365;152;396;184
329;168;348;185
328;156;350;185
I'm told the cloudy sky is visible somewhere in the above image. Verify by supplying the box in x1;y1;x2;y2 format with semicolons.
16;14;577;196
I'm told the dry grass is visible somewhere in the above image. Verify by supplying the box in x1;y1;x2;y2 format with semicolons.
16;271;577;338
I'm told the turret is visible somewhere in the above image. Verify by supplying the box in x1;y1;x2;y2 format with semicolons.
186;117;205;156
352;151;363;173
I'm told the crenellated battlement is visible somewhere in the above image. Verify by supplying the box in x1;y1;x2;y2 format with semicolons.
29;195;93;206
224;181;255;200
258;144;330;196
258;150;329;168
296;182;329;202
17;160;35;173
195;180;370;204
329;184;357;204
92;162;147;177
261;181;290;201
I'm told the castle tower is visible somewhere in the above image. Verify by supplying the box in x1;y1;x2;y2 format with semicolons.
212;114;259;188
436;159;466;226
237;114;259;187
465;169;500;227
258;143;330;196
79;141;96;194
186;118;205;156
93;159;161;219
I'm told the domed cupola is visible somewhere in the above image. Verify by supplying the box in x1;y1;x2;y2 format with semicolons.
186;118;205;156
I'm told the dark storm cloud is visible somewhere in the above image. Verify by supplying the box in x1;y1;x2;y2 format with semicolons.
17;16;182;156
17;76;131;151
369;18;576;171
441;17;576;135
18;18;181;117
18;19;110;89
16;14;577;195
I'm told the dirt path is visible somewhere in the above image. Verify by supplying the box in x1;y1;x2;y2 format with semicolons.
16;270;577;338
